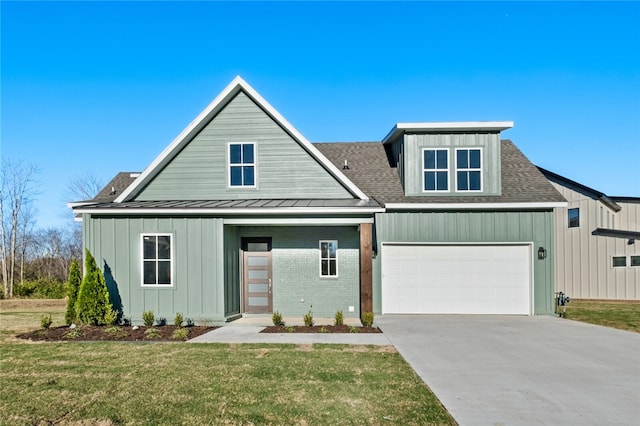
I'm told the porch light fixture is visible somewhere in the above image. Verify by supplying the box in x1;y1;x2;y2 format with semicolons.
538;246;546;260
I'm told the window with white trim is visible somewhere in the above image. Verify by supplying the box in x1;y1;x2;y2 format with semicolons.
320;240;338;277
142;234;173;286
423;149;449;192
455;148;482;191
229;142;256;187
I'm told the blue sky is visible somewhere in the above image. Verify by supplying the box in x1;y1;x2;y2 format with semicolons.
2;1;639;229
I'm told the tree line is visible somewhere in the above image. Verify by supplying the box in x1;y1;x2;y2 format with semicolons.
1;158;103;299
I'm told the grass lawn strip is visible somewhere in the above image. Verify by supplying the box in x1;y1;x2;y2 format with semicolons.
563;299;640;333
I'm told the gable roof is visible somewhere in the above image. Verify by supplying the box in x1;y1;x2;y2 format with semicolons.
115;76;368;202
315;139;566;208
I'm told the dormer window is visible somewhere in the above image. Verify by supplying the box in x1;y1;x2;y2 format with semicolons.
423;149;449;192
456;148;482;191
229;142;256;187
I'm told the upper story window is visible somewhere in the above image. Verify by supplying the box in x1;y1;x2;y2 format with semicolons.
423;149;449;192
456;148;482;191
229;142;256;187
568;208;580;228
142;234;173;286
319;240;338;277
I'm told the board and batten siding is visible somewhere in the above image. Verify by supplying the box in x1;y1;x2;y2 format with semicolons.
550;182;640;300
372;210;556;315
403;133;502;196
83;215;227;323
135;91;353;201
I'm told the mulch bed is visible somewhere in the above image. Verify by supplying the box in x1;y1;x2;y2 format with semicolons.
17;325;216;342
261;325;381;333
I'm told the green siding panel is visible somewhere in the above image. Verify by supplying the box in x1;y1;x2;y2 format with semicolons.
404;133;502;196
373;211;556;315
136;92;353;201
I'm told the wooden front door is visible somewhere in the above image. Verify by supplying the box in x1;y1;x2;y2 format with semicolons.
242;239;272;314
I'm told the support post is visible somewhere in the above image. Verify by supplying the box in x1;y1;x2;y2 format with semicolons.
359;222;373;317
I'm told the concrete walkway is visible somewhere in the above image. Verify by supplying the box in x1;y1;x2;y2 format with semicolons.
189;316;391;345
377;315;640;426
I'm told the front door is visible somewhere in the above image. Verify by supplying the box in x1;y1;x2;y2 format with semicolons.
242;238;272;314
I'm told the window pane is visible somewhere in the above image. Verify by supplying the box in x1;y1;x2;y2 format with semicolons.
631;256;640;267
328;242;337;258
568;208;580;228
329;259;337;276
157;261;171;284
243;166;255;186
436;171;448;190
230;144;241;164
424;150;435;169
457;171;468;190
143;261;156;284
469;149;481;168
157;235;171;259
321;259;329;276
612;256;626;267
143;236;156;259
424;172;435;191
457;150;468;168
230;166;242;186
469;171;481;190
243;144;254;163
321;242;329;258
436;150;448;168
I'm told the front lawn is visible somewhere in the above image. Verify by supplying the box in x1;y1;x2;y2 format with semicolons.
0;300;456;425
563;299;640;333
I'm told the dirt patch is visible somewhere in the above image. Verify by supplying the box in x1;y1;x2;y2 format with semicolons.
17;325;215;342
261;325;381;333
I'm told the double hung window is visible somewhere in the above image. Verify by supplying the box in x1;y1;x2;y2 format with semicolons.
320;240;338;277
229;143;256;187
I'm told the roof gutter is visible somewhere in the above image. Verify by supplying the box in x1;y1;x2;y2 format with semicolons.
384;202;567;210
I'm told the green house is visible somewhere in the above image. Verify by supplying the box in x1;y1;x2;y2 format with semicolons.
71;77;566;323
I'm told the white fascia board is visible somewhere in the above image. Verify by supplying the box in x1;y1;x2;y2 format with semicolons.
384;202;567;210
224;217;373;225
116;76;369;202
382;121;514;144
67;201;94;208
73;206;385;216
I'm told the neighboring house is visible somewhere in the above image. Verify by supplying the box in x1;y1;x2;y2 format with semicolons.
538;168;640;300
70;77;566;323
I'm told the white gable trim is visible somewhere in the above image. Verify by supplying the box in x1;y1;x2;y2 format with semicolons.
116;77;369;202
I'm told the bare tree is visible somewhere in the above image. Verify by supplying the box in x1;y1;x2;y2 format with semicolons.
0;158;39;298
65;171;105;202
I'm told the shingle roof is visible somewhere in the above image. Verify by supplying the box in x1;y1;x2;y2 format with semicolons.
314;140;566;205
91;172;139;203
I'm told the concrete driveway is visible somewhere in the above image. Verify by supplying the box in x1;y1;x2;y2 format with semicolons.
377;315;640;426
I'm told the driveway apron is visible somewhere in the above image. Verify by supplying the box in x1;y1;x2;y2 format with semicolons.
377;315;640;426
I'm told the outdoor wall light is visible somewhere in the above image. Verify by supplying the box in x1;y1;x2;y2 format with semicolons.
538;246;547;260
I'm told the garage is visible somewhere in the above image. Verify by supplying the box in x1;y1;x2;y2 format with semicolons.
381;244;532;315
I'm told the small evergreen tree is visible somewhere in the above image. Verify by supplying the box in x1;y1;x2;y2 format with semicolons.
65;259;82;325
75;249;113;325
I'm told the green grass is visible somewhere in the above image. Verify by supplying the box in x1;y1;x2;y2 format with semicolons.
0;300;455;425
564;299;640;333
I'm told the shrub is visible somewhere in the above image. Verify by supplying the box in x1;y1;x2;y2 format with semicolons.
75;250;113;325
144;328;161;340
63;329;82;340
120;316;131;326
15;278;66;299
105;326;127;339
142;310;155;327
349;326;360;333
303;310;314;327
155;317;166;326
104;307;119;326
334;310;344;326
319;326;330;333
285;326;295;333
173;312;184;327
172;328;190;340
185;318;195;327
361;311;375;327
65;259;81;324
40;314;53;329
272;311;284;326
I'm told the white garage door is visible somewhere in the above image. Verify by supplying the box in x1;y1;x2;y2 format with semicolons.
382;244;531;315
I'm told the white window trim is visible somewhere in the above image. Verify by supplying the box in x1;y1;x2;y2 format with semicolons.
140;233;174;287
227;142;257;188
454;147;483;192
319;240;338;278
422;148;450;193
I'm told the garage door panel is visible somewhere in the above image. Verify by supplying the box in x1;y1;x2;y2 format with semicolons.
382;244;531;315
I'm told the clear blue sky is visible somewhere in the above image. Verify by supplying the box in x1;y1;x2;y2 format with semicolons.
2;1;639;229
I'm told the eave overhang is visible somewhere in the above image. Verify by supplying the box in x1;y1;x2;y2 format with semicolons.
382;121;514;144
383;201;567;211
591;228;640;240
